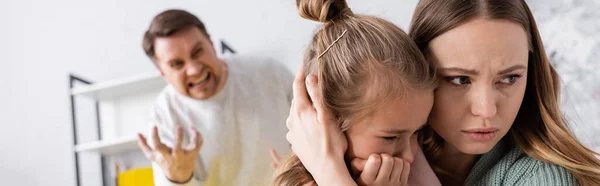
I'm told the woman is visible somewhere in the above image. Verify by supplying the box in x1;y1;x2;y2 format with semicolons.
285;0;600;185
273;0;437;185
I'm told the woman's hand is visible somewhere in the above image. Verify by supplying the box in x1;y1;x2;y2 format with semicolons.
285;67;354;186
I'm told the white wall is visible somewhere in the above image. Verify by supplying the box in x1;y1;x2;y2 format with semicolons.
527;0;600;152
0;0;418;185
0;0;597;185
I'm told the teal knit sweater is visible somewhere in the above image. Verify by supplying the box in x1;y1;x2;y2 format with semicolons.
464;138;578;186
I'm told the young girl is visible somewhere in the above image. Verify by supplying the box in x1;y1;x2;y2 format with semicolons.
273;0;436;185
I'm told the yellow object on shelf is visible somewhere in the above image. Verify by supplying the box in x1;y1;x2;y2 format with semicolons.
117;166;155;186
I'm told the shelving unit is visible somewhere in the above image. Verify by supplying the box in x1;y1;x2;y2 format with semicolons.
74;136;139;155
71;72;164;101
69;73;166;186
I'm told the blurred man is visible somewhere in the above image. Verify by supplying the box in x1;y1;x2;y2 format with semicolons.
137;9;291;186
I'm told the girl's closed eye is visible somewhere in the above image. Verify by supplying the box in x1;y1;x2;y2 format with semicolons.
381;136;398;142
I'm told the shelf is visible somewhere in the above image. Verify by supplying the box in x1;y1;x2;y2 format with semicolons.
71;72;166;101
75;136;140;155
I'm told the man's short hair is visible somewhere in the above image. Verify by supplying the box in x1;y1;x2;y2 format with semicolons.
142;9;209;62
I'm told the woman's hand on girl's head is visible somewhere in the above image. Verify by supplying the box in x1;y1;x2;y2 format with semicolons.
350;154;410;186
285;67;354;186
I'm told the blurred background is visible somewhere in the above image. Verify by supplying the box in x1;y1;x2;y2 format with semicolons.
0;0;598;185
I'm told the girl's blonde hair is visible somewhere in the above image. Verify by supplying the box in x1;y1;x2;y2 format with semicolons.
409;0;600;185
272;0;436;185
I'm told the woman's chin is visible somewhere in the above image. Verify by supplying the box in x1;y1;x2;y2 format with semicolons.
457;142;496;155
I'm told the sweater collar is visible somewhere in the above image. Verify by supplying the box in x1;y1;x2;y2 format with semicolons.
464;135;514;185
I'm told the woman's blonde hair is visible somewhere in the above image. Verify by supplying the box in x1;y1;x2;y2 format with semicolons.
409;0;600;185
272;0;435;185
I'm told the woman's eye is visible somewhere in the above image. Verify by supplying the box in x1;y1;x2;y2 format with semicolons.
498;74;522;85
446;76;471;85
